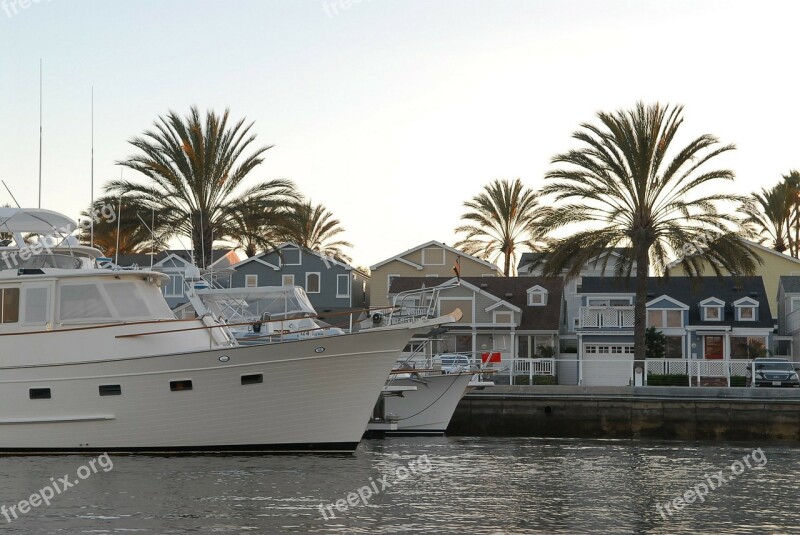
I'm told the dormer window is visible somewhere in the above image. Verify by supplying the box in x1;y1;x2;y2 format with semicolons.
699;297;725;321
733;297;759;322
527;285;548;306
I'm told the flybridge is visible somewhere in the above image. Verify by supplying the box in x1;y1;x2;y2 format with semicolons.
0;207;100;271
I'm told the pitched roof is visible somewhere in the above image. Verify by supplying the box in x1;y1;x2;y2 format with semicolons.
779;275;800;293
114;249;234;269
370;240;501;272
231;243;368;276
580;276;773;328
389;276;564;331
518;248;633;271
666;239;800;270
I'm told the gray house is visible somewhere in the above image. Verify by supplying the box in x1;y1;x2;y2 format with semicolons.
230;243;370;315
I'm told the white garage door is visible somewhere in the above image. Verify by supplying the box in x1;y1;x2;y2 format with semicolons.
582;344;634;386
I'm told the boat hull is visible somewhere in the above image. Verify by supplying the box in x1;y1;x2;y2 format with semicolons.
0;327;422;453
378;372;475;435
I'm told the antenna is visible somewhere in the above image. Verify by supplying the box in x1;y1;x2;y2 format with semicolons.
115;194;122;265
90;86;94;248
38;58;42;209
150;206;155;270
2;180;22;208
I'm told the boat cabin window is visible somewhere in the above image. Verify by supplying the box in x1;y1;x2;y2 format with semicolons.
0;287;19;324
58;280;173;323
23;287;49;324
29;388;51;400
104;282;150;319
99;384;122;396
170;380;193;392
59;284;112;321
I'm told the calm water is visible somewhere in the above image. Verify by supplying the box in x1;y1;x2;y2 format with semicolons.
0;437;797;534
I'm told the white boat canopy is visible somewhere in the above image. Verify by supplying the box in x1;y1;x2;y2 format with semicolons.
0;207;77;234
195;286;318;321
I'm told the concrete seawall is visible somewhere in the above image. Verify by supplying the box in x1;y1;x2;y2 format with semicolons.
448;386;800;441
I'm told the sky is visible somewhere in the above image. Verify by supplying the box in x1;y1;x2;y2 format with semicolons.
1;0;798;268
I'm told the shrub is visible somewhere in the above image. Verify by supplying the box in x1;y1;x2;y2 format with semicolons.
647;373;689;386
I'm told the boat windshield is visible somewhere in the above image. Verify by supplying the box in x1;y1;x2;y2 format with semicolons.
197;286;318;322
0;253;90;271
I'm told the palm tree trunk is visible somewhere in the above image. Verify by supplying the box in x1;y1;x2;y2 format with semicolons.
504;249;511;277
633;245;650;384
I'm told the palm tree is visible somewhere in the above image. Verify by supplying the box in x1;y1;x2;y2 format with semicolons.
280;200;353;262
782;170;800;257
104;107;299;268
539;102;758;367
454;178;546;276
741;183;793;253
222;197;290;258
80;197;167;257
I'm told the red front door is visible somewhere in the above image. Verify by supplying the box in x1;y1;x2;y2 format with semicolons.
704;336;724;360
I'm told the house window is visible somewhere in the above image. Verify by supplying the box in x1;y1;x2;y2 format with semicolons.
647;309;683;328
282;274;295;286
163;274;184;297
494;311;513;324
421;247;445;265
792;297;800;313
704;306;722;321
245;274;258;288
731;336;767;359
306;273;321;294
738;306;755;320
0;287;20;324
280;247;301;266
337;274;350;298
665;337;683;359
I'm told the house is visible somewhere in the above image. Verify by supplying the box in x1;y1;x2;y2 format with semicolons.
518;248;637;355
576;276;774;386
114;249;240;309
229;243;369;315
666;239;800;325
775;276;800;357
388;276;563;366
370;241;502;307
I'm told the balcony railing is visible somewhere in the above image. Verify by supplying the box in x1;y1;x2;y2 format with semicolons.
580;306;635;328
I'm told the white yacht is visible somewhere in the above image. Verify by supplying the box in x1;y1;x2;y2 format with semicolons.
195;281;493;436
0;208;457;453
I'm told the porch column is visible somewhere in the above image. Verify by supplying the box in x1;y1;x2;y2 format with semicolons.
577;333;583;385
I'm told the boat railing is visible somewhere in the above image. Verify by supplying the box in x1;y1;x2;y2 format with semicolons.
387;281;461;326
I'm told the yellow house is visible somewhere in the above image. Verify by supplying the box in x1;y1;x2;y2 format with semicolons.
666;239;800;319
369;240;502;307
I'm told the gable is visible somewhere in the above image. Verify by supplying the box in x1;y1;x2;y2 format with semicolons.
646;295;689;310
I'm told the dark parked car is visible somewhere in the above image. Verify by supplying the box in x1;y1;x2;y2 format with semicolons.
746;358;800;388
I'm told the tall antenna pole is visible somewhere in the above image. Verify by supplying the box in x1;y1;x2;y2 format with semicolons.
38;59;42;209
114;169;122;264
90;86;94;248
